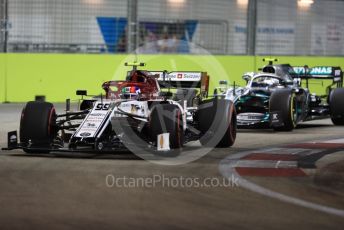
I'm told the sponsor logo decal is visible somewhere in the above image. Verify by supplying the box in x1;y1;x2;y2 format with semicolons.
86;123;96;127
79;132;91;137
131;104;138;113
293;66;333;76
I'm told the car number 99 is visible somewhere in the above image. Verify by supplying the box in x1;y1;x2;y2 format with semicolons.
95;103;110;111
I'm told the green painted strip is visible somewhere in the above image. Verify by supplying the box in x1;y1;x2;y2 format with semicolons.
0;55;6;102
0;53;343;102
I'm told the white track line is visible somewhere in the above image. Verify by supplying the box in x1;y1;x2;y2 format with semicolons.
232;160;298;168
219;143;344;218
322;138;344;143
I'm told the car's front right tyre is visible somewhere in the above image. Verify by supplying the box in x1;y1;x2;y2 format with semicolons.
329;88;344;126
20;101;57;154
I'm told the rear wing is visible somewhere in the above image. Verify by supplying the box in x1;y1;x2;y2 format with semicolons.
150;71;210;98
292;66;343;83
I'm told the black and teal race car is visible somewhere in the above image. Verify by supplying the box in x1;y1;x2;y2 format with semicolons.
219;59;344;131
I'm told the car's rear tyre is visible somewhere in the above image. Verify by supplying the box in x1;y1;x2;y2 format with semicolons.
150;104;184;151
20;101;57;154
329;88;344;126
198;99;236;148
217;106;237;148
270;89;297;131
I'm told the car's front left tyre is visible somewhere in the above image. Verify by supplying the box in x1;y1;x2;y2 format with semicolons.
150;104;184;151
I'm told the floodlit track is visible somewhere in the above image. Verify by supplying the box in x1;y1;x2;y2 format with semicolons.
0;103;344;230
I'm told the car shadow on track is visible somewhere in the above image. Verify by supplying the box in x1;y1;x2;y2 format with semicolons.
237;129;275;134
237;123;333;134
7;151;143;160
295;123;333;129
5;146;207;161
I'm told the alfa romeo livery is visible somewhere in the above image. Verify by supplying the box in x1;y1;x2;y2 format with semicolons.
4;63;236;156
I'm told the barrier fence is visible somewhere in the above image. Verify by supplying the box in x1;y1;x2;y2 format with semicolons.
0;0;342;56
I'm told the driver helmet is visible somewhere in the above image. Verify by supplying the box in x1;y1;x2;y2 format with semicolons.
120;86;141;99
262;77;279;86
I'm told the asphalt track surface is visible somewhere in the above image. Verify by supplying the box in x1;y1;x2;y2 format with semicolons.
0;103;344;230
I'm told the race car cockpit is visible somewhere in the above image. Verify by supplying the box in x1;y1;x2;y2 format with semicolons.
250;75;286;89
127;70;148;83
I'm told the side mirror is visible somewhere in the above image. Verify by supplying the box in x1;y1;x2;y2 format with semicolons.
219;80;228;86
293;78;301;86
242;75;251;83
76;90;87;96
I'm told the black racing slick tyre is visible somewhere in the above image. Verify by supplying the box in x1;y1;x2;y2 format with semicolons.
198;99;236;148
150;104;184;150
270;89;297;132
329;88;344;126
217;105;237;148
20;101;57;153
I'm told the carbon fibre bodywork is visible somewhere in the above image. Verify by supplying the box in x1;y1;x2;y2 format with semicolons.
3;64;237;154
220;63;343;129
